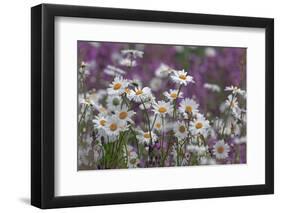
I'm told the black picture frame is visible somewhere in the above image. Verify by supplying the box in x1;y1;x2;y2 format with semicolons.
31;3;274;209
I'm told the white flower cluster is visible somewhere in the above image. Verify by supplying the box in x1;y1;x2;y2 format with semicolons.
78;49;247;169
119;49;144;67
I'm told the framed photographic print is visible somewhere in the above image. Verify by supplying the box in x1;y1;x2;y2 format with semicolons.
31;3;274;209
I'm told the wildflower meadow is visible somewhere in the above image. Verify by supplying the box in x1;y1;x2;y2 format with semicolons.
78;41;246;170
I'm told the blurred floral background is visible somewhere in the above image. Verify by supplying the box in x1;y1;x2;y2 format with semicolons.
78;41;246;170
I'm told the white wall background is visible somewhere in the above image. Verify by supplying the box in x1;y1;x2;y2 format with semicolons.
0;0;279;212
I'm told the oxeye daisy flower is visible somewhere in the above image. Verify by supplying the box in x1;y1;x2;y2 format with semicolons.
152;116;171;132
79;61;90;76
214;117;241;136
130;78;143;88
124;145;140;168
152;101;173;117
223;95;242;120
119;58;137;67
174;121;188;140
155;63;173;78
171;69;194;86
104;65;126;76
204;83;221;92
164;89;183;102
79;94;95;106
234;136;246;145
205;47;216;57
93;114;107;129
96;129;117;144
107;75;129;95
179;98;199;115
119;49;143;67
79;96;91;106
78;146;90;166
127;156;140;168
186;144;197;153
106;95;122;111
116;105;136;123
225;85;246;96
123;87;134;100
129;86;152;103
152;116;165;132
121;49;144;58
154;121;163;132
186;144;208;155
190;114;210;136
138;93;156;110
137;130;158;145
225;94;239;110
105;116;127;137
82;89;107;106
212;140;230;160
199;156;216;165
92;103;108;114
150;77;162;91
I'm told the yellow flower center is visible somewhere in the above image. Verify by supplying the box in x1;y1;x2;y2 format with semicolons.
195;122;203;129
135;89;143;95
109;123;117;131
179;125;186;133
217;146;225;154
113;83;122;90
179;74;187;80
185;105;192;113
143;132;151;139
170;92;178;99
155;123;161;129
158;107;167;113
99;119;106;126
119;111;128;120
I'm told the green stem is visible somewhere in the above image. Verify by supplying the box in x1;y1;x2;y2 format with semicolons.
111;132;127;168
221;94;236;138
78;104;89;125
176;142;180;166
172;85;183;119
161;115;165;158
199;134;212;157
236;144;241;163
79;66;87;99
121;94;131;109
129;126;140;157
161;131;174;166
140;98;152;144
151;114;158;130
